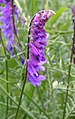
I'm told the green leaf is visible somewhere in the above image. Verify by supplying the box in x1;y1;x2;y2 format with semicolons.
8;58;18;68
50;6;68;26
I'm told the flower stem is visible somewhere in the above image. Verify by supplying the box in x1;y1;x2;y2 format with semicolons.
14;14;39;119
14;26;30;119
0;84;35;119
11;0;20;46
0;29;9;119
14;67;27;119
62;17;75;119
37;87;45;110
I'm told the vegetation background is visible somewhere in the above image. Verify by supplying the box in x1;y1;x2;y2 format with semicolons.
0;0;75;119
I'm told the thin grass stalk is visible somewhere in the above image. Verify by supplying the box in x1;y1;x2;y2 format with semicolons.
37;87;45;110
0;75;49;118
0;84;35;119
0;29;9;118
0;76;49;118
14;24;30;119
62;17;75;119
14;66;27;119
11;0;20;45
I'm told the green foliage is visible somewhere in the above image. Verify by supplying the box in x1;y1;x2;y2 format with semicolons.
0;0;75;119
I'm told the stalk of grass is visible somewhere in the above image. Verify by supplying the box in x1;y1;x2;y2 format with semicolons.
37;87;45;110
0;84;35;119
0;75;49;118
0;29;9;118
62;16;75;119
0;76;49;118
14;66;27;119
14;19;30;119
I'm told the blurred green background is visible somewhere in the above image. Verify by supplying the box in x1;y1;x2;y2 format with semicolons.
0;0;75;119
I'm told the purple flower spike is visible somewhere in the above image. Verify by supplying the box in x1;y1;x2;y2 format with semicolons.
27;10;55;86
0;1;19;55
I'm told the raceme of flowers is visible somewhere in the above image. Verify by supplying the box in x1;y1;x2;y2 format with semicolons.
0;2;55;86
0;0;19;55
27;10;55;86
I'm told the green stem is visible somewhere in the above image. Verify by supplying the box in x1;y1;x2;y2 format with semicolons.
0;76;49;118
14;67;27;119
62;41;73;119
62;18;75;119
6;60;9;118
11;0;20;45
0;29;9;118
22;114;27;119
0;75;49;118
14;26;30;119
37;87;45;110
46;29;73;34
0;84;35;119
12;0;28;118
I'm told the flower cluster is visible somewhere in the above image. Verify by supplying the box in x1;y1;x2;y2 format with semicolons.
0;0;19;55
27;10;55;86
0;0;10;4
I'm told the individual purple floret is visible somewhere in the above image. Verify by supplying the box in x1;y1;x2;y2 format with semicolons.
0;1;19;55
72;6;75;17
27;10;55;86
0;0;10;4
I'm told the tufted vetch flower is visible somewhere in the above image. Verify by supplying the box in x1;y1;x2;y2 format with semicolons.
26;10;55;86
0;0;19;55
